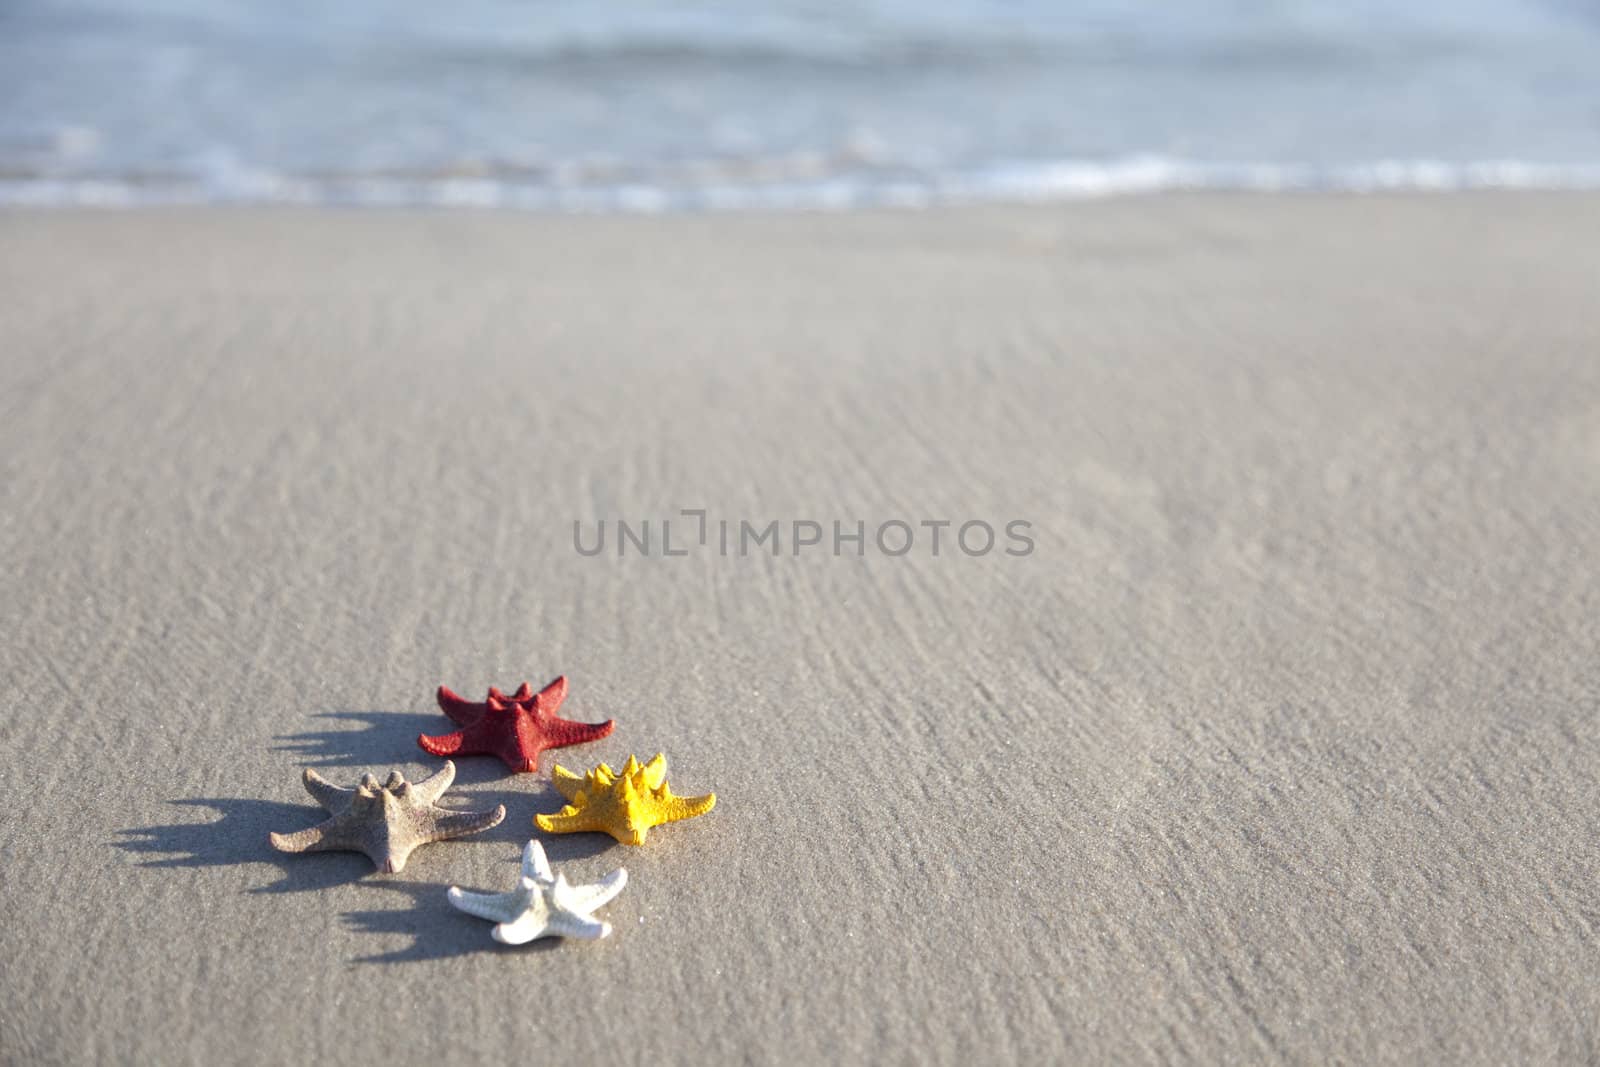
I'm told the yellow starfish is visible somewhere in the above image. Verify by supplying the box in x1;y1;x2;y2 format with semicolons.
535;753;716;845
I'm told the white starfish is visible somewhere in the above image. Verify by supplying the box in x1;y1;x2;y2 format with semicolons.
446;840;627;944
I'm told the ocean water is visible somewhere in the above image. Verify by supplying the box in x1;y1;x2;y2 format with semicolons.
4;0;1600;209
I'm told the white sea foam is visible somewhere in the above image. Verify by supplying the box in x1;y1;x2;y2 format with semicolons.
5;157;1600;212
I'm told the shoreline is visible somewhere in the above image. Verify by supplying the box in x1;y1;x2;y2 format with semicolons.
7;158;1600;213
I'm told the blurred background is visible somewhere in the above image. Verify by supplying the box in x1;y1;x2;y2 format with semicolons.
4;0;1600;208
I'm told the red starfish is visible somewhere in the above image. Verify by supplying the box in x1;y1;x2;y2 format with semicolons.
417;677;613;774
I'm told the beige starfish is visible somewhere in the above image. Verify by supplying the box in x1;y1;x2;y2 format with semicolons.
269;761;504;873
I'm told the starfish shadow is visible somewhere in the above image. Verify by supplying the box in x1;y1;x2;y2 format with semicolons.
341;880;562;963
114;798;372;894
531;831;627;867
273;709;440;767
452;777;636;863
273;711;609;785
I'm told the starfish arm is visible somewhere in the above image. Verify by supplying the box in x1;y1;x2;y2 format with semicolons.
447;885;523;924
561;868;628;913
522;840;554;881
496;729;544;774
544;910;611;940
492;912;556;945
534;808;597;835
301;769;353;812
641;753;668;790
370;839;414;874
407;760;457;806
269;824;331;853
533;675;569;712
549;764;589;802
543;716;616;748
661;792;717;824
436;685;486;726
417;729;469;757
424;804;506;842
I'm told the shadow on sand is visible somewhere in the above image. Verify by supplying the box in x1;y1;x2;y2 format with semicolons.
340;830;631;964
339;880;566;963
114;786;624;897
116;708;630;949
114;797;373;894
273;708;442;767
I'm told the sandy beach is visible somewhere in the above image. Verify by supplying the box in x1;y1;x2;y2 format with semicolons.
2;195;1599;1064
